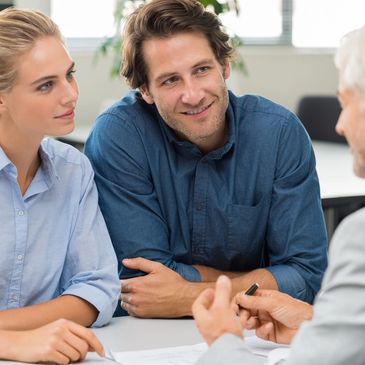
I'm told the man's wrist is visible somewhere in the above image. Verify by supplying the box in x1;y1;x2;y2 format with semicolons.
179;281;215;317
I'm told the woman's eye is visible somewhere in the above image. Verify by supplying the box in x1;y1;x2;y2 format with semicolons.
67;69;76;81
37;81;53;92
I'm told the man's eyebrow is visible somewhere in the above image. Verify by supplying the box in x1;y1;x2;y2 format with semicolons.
154;59;215;83
31;61;75;85
155;71;178;84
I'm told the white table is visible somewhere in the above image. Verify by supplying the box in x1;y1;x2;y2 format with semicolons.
0;317;260;365
313;141;365;204
93;317;203;352
313;141;365;237
0;317;205;365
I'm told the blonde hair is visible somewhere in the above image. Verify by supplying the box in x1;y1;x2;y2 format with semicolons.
335;24;365;93
0;7;62;92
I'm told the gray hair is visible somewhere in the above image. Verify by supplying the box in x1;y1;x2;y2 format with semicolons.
335;24;365;92
0;7;62;92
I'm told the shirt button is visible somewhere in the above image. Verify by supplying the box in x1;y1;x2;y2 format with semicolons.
11;293;17;300
18;210;24;216
17;255;23;261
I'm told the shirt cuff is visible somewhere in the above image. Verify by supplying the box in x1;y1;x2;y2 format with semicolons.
62;283;118;327
266;264;310;302
173;262;201;282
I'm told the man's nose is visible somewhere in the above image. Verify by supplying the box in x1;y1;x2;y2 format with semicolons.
181;80;204;105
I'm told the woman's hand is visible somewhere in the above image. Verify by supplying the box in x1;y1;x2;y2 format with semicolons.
2;319;104;364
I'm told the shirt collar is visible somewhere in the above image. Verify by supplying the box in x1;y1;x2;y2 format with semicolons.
0;140;58;187
39;139;59;186
0;145;13;172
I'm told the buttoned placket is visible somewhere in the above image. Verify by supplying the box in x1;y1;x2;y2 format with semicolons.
191;158;209;258
7;173;28;308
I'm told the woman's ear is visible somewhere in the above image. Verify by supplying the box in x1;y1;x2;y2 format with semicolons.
0;94;7;113
139;84;154;104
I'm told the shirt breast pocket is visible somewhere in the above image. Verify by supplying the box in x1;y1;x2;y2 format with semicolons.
226;193;270;253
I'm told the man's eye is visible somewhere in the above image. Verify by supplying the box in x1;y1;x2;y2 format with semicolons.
163;76;178;86
196;66;209;74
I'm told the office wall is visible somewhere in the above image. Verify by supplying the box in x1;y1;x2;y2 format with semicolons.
12;0;339;128
72;46;338;127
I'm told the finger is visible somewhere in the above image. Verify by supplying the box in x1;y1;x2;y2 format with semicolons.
256;322;274;342
192;291;215;325
192;288;215;316
244;316;260;330
122;257;161;273
249;289;281;298
239;310;259;329
231;301;239;315
48;351;71;365
236;291;275;312
56;340;82;363
67;322;104;357
121;300;138;317
121;278;136;293
64;331;90;361
212;275;231;308
120;293;133;305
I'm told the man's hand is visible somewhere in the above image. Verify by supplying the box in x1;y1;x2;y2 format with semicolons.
3;319;104;364
192;275;243;346
121;257;192;318
235;289;313;344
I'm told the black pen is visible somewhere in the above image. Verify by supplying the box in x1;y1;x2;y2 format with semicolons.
244;282;259;296
237;283;260;312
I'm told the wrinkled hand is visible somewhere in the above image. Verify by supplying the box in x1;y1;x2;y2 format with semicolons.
235;289;313;344
6;319;103;364
120;257;189;318
192;275;243;346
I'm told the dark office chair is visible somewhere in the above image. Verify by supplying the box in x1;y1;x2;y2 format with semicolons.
298;96;364;238
297;95;346;143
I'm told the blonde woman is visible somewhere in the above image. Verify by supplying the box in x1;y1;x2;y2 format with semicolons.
0;8;120;363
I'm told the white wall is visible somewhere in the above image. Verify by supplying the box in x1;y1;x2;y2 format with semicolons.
14;0;50;13
235;47;338;111
12;0;339;128
70;46;338;128
70;51;129;126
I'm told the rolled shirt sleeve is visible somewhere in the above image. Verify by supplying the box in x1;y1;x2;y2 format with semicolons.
264;113;328;303
60;153;120;327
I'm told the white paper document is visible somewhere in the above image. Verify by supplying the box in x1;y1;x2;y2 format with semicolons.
112;336;290;365
245;336;290;357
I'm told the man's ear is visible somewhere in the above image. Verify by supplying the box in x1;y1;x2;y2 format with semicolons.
223;61;231;80
139;84;154;104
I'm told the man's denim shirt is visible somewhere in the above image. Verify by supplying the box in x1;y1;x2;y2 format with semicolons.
85;90;328;310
